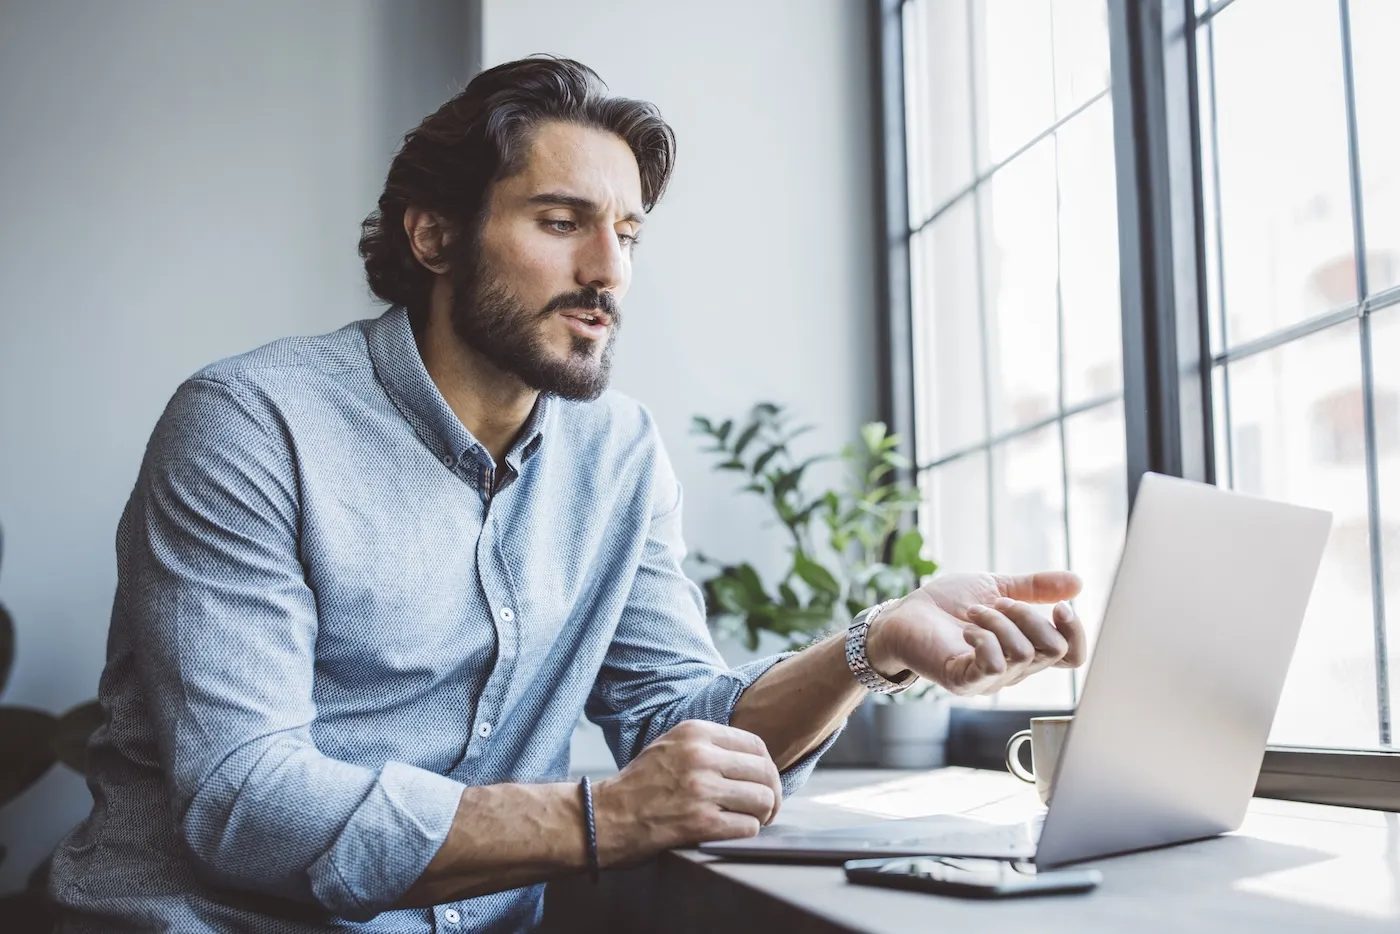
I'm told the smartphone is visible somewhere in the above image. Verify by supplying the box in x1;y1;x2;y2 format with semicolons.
844;856;1101;899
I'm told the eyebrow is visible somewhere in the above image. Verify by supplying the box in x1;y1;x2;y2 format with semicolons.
526;191;644;227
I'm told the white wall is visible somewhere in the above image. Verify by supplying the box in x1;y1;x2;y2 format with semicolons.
0;0;477;890
483;0;882;767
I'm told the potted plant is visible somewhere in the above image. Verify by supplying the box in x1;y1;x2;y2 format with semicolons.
691;403;949;767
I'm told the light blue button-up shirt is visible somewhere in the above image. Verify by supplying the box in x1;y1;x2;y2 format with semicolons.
50;308;834;933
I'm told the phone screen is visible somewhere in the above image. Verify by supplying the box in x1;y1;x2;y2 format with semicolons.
846;856;1101;897
867;857;1036;884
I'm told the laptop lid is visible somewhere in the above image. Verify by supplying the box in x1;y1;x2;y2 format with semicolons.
1034;473;1331;868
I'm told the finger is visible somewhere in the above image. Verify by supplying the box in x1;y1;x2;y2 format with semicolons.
1051;600;1089;668
993;597;1068;665
704;723;772;759
696;810;763;844
966;604;1037;675
946;626;1005;692
993;570;1082;605
713;748;783;825
710;777;779;825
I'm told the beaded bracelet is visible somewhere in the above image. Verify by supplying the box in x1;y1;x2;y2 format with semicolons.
579;775;600;884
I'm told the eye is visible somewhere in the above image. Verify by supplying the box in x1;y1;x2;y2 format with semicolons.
543;219;577;234
618;231;641;249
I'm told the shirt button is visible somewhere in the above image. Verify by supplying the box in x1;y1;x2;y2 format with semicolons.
498;606;515;622
443;908;461;924
477;722;493;738
441;454;454;467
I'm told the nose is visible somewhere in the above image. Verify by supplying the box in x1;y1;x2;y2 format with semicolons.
576;225;627;295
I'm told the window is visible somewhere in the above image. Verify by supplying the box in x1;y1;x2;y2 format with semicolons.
1199;0;1399;748
901;0;1128;707
885;0;1400;755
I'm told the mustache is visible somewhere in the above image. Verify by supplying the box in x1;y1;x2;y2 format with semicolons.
540;288;620;322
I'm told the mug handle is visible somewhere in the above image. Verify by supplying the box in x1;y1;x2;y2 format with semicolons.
1005;730;1035;783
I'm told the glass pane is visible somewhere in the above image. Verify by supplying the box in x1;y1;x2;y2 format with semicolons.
991;424;1067;574
1208;0;1356;347
1057;97;1122;405
973;0;1056;169
903;0;976;225
1348;0;1400;295
1064;400;1127;657
913;196;988;460
1373;307;1400;741
981;138;1060;434
1197;20;1225;355
990;418;1074;706
1221;322;1381;748
1050;0;1110;118
920;450;991;573
991;423;1068;712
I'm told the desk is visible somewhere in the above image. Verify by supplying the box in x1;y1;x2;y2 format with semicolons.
542;767;1400;933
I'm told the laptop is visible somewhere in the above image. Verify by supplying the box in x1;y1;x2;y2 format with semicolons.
701;472;1332;869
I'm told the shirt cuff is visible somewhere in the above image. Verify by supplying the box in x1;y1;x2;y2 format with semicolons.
307;762;465;920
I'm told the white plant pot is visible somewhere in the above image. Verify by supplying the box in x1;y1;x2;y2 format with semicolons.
873;698;951;769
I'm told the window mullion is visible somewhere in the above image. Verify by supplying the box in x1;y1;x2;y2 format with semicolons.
1338;0;1392;746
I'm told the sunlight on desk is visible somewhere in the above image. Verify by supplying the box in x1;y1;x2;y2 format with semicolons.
1231;804;1400;921
808;767;1033;819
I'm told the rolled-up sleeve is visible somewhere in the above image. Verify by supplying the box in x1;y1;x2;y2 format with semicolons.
126;377;463;921
584;432;840;797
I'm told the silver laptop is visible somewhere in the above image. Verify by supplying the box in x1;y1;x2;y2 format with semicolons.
702;473;1332;869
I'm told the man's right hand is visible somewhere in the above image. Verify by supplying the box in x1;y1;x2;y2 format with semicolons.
591;719;783;868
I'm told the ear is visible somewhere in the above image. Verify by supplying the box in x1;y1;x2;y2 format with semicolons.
403;206;457;274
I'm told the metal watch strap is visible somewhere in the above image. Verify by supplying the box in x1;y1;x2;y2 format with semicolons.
845;598;919;694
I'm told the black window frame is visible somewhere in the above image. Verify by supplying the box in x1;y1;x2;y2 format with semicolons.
872;0;1400;810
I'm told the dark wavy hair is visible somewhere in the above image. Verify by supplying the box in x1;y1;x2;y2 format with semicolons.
358;56;677;327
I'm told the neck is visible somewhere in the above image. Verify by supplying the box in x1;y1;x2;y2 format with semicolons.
415;290;538;467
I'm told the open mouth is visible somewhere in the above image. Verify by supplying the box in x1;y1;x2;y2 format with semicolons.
561;310;612;338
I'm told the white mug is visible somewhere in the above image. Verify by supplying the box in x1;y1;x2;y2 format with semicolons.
1004;715;1072;805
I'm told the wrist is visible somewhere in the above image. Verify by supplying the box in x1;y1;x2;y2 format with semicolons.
864;600;909;680
589;776;635;870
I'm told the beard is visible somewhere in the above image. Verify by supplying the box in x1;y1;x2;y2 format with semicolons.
447;250;621;402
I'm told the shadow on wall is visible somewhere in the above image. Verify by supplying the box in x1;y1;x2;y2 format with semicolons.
0;524;102;930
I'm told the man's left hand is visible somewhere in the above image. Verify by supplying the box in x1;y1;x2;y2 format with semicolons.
867;571;1088;696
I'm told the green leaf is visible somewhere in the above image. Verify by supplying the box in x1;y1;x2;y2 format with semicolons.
773;456;825;500
793;552;841;598
51;700;104;774
732;422;762;457
891;528;937;577
771;467;801;500
717;419;734;443
691;415;715;435
860;422;888;452
708;576;750;615
779;582;800;608
753;402;781;419
716;459;746;472
751;444;784;477
735;563;768;604
0;707;58;807
884;451;912;469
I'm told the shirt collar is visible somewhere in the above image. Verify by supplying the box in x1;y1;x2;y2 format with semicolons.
366;308;551;472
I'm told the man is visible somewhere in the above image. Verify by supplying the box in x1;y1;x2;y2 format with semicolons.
50;57;1086;932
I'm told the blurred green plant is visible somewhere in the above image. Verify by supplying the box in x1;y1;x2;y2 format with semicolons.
691;402;937;654
0;522;102;925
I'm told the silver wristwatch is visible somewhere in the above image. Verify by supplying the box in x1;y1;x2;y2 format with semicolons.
845;598;919;695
